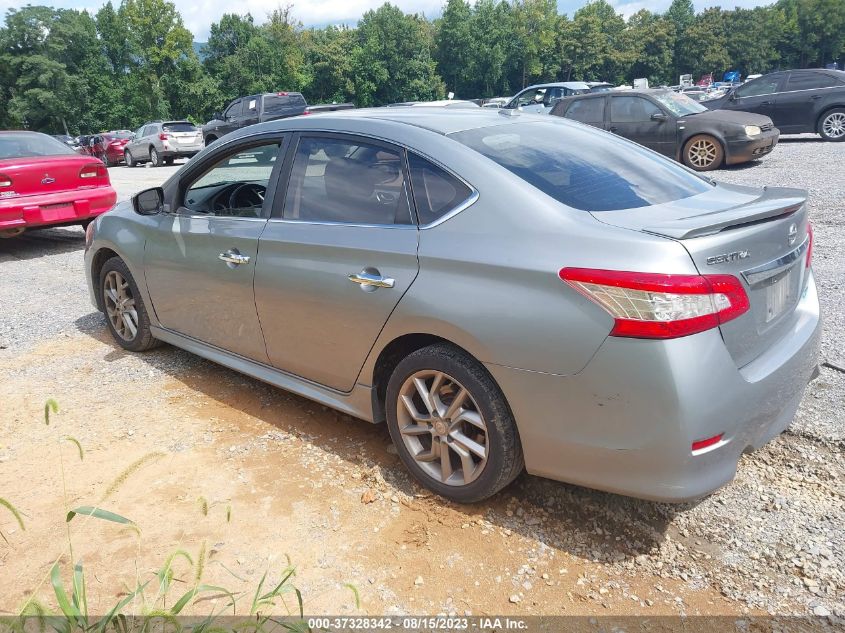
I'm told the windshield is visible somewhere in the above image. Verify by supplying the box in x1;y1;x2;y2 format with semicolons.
652;91;707;116
0;132;77;159
162;122;197;132
449;120;711;212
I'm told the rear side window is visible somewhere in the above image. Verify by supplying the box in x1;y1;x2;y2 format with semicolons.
786;72;840;91
735;75;781;97
283;136;412;225
564;98;605;124
610;96;661;122
449;120;711;212
408;153;473;225
264;94;307;115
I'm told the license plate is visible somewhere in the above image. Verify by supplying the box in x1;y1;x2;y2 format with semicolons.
765;270;794;322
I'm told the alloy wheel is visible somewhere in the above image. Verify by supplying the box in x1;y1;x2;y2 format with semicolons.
822;112;845;139
688;138;718;169
396;370;488;486
103;270;138;341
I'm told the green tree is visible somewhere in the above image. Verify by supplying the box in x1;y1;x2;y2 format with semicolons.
434;0;473;96
676;8;730;78
621;9;676;85
304;26;358;103
468;0;511;96
353;3;443;106
664;0;694;80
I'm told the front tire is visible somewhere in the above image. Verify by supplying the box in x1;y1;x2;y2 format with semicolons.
99;257;160;352
818;108;845;142
682;134;724;171
385;343;523;503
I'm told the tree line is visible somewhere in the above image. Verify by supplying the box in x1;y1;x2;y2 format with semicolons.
1;0;843;134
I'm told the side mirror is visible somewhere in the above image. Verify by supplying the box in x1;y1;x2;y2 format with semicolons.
651;112;668;122
213;112;223;121
133;187;164;216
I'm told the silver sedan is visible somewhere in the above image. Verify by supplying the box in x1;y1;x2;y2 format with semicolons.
84;109;820;503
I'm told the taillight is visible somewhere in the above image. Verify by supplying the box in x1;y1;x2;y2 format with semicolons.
0;174;11;187
79;164;107;180
559;268;750;339
806;221;813;269
692;433;724;453
159;133;169;140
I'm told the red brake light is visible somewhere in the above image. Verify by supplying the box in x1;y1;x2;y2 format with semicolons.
79;164;107;180
0;174;11;187
159;133;169;140
276;91;288;96
806;221;813;269
692;433;724;452
559;268;750;339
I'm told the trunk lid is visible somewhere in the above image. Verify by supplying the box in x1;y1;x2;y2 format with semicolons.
591;182;811;367
0;155;109;198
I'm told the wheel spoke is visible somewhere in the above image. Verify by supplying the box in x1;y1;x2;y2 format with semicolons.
122;312;137;338
450;431;486;460
440;440;454;481
413;376;436;414
453;409;485;431
443;387;467;420
400;423;431;436
400;394;430;422
448;440;478;484
106;287;119;304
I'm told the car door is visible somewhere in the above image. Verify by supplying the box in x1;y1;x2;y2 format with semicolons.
143;135;288;362
254;133;420;392
722;73;784;121
220;99;243;136
608;95;675;156
775;70;841;133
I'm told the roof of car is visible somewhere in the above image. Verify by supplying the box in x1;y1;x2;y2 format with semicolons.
237;107;564;138
522;81;590;90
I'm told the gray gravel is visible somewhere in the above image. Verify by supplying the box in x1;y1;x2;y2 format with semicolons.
0;140;842;616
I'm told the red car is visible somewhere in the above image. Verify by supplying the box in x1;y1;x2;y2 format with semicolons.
0;131;117;238
85;131;133;166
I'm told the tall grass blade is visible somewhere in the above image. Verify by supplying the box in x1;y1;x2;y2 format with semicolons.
66;506;139;534
71;563;88;621
343;583;361;609
64;437;84;461
156;549;193;594
249;571;268;615
170;585;236;615
93;580;150;633
100;452;164;501
50;563;81;625
0;497;25;532
44;399;58;426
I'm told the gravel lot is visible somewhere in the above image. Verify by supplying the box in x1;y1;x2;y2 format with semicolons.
0;140;842;618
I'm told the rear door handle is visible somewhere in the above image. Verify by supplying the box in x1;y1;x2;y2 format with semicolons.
810;95;822;100
218;251;250;265
761;100;774;106
348;271;395;289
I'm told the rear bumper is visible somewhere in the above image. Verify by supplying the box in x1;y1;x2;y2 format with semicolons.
725;129;779;164
0;186;116;230
488;272;821;502
161;145;202;158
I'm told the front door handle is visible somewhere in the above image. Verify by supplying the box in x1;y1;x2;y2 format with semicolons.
761;100;774;106
218;251;250;265
348;271;395;289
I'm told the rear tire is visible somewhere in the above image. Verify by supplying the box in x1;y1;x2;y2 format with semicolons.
124;150;135;168
99;257;160;352
164;157;174;166
682;134;724;171
385;343;523;503
818;108;845;142
149;147;162;167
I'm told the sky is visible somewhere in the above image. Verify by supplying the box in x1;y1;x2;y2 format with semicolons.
0;0;773;40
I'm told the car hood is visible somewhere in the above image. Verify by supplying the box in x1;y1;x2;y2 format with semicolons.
680;109;773;127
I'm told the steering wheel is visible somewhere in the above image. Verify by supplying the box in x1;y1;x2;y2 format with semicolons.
228;183;266;212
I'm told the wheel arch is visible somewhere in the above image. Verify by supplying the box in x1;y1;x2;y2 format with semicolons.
90;246;121;310
816;104;845;131
368;332;501;425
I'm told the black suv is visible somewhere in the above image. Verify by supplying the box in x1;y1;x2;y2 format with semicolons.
705;69;845;141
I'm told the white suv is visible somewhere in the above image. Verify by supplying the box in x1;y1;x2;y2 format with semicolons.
124;121;204;167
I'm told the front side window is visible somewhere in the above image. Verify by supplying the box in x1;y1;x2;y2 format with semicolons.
408;153;473;225
513;88;546;108
450;120;711;212
183;142;280;217
610;96;662;122
224;100;242;119
564;97;605;124
283;136;412;225
735;75;781;98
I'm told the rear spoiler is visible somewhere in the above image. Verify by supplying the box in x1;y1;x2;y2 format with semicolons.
643;187;807;239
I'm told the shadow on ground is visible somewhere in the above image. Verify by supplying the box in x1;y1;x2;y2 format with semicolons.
0;226;85;262
74;311;687;562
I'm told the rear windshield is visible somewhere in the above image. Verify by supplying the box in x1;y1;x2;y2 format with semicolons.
107;131;133;139
162;122;197;132
449;120;711;212
263;94;306;114
0;133;76;159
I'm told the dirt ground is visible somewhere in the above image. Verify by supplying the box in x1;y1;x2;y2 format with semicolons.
0;330;737;617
